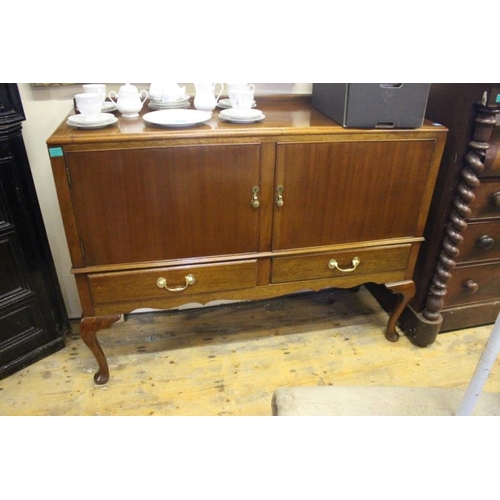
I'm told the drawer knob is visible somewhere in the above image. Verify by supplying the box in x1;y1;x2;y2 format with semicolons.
462;279;479;294
491;192;500;208
328;256;361;272
156;274;196;292
477;235;495;250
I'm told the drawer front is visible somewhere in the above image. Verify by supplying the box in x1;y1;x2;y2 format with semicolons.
271;244;411;284
456;221;500;263
89;260;257;305
446;262;500;306
470;180;500;220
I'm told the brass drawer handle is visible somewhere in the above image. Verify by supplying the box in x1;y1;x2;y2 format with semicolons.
156;274;196;292
328;256;360;272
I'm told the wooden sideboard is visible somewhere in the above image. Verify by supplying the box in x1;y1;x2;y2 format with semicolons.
47;96;446;384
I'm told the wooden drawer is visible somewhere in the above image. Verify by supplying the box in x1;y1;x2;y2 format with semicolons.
470;180;500;220
89;260;257;305
456;220;500;263
271;244;411;284
446;262;500;306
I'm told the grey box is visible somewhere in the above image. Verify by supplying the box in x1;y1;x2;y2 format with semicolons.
311;83;431;129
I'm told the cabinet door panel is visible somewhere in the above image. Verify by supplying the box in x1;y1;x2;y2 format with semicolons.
273;140;435;250
66;145;261;265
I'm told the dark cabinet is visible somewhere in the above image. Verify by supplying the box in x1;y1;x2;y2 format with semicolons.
387;84;500;345
0;83;70;379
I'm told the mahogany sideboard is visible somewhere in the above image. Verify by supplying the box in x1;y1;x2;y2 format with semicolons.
47;96;446;384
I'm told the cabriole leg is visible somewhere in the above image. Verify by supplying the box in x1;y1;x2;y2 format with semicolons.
384;281;416;342
80;315;121;384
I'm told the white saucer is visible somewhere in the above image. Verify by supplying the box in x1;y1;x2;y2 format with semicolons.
149;95;190;105
143;109;212;128
219;108;265;123
101;101;117;112
217;98;257;109
67;113;118;129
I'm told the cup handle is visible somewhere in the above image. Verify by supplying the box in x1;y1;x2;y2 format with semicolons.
108;90;118;104
214;83;224;103
140;89;149;104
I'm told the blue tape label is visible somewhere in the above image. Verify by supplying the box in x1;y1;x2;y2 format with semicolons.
496;94;500;103
49;147;63;158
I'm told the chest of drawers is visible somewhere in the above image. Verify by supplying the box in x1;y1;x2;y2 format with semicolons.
402;85;500;344
47;96;446;384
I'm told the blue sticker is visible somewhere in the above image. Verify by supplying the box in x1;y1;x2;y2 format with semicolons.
49;147;63;157
496;94;500;103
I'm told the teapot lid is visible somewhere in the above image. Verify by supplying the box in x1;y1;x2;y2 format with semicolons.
119;83;139;94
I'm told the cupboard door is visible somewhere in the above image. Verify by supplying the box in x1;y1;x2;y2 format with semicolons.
273;140;435;250
66;144;261;266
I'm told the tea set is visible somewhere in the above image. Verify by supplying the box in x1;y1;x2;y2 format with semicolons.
68;83;264;129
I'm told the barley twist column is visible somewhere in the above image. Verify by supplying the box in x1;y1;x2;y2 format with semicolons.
422;103;498;322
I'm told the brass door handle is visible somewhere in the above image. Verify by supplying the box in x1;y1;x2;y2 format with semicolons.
251;186;260;208
156;274;196;292
328;256;361;272
276;185;284;207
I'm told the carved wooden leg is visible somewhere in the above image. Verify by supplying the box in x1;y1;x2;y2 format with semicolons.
80;315;121;385
384;281;416;342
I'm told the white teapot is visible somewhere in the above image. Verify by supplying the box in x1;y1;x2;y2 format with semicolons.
109;83;148;118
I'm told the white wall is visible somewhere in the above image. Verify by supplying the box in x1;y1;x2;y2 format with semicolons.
17;83;313;318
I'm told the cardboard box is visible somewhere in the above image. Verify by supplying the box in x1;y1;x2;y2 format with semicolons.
312;83;431;128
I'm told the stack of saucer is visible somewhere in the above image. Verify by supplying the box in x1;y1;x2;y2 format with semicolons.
67;113;118;129
219;108;265;124
148;95;191;110
217;98;256;109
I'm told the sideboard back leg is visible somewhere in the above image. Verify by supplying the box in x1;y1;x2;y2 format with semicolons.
384;281;416;342
80;315;121;385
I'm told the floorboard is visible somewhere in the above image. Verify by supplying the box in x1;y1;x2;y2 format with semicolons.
1;287;498;416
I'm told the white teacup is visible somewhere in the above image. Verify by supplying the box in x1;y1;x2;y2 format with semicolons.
75;92;102;118
82;84;106;105
229;86;255;110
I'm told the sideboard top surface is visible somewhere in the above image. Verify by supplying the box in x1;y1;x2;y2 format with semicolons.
47;95;446;146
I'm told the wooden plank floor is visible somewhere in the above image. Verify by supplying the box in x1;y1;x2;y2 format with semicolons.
1;286;499;416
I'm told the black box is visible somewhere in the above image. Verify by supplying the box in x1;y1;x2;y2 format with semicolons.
311;83;431;129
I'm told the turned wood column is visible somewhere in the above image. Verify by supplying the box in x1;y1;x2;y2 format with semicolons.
422;103;499;326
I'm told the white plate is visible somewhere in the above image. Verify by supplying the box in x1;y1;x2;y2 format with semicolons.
67;113;118;129
143;109;212;127
148;100;191;110
217;98;256;109
219;109;265;123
